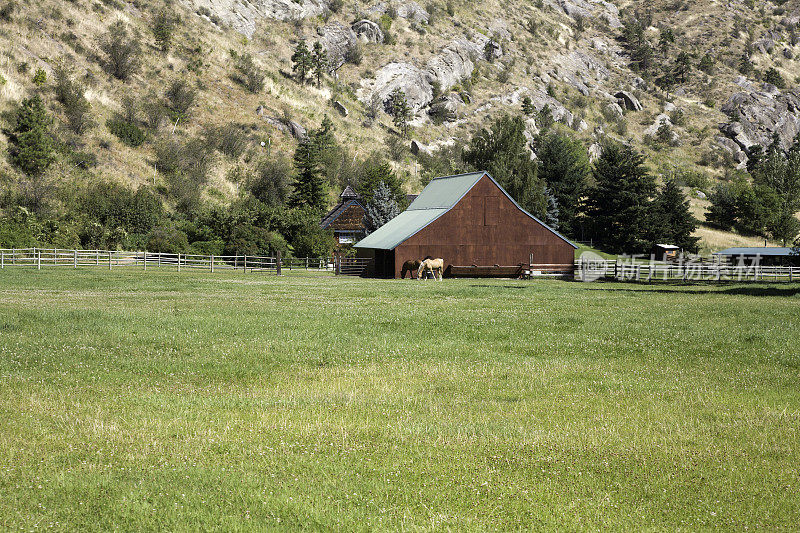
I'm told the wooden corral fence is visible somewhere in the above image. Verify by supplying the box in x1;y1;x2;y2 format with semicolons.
0;248;333;274
334;256;373;277
575;258;800;283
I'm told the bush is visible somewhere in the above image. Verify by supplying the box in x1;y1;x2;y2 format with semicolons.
83;182;163;235
205;123;249;159
32;68;47;86
54;63;92;135
152;8;178;52
98;21;142;81
230;51;264;93
247;155;293;207
164;79;196;121
107;117;146;147
763;67;786;89
0;1;16;22
146;225;189;253
344;41;363;65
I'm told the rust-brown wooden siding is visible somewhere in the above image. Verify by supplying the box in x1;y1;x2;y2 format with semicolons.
391;175;574;278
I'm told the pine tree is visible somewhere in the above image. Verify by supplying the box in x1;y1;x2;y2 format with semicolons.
311;41;328;88
389;89;412;138
355;158;404;206
545;187;560;230
463;114;546;218
9;95;55;177
534;131;590;238
585;142;656;253
291;136;327;213
753;147;800;245
363;181;400;234
658;28;674;56
521;96;535;116
674;51;692;84
291;40;312;84
649;178;699;252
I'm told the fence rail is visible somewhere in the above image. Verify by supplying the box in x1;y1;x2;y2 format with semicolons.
575;258;800;283
0;248;333;274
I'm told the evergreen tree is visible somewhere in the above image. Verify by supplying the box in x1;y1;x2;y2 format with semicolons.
738;52;753;76
521;96;535;116
9;95;55;177
585;142;656;253
311;41;328;88
389;89;412;138
658;28;674;56
291;40;312;84
535;131;590;238
152;8;178;53
463;114;546;218
291;136;327;213
355;157;404;206
649;178;699;252
753;147;800;244
545;187;560;230
673;51;692;84
363;181;400;234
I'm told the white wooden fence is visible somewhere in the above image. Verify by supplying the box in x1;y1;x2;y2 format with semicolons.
0;248;332;273
575;258;800;283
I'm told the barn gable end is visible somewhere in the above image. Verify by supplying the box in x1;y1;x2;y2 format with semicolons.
354;172;576;278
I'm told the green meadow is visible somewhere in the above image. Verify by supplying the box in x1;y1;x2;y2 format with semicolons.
0;268;798;531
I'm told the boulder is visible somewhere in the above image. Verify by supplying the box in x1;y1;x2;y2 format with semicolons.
318;21;356;65
352;19;383;43
333;100;349;117
551;0;622;28
428;93;464;122
644;114;673;137
588;143;603;162
286;120;307;140
695;190;707;200
663;102;676;113
615;90;642;111
604;102;624;120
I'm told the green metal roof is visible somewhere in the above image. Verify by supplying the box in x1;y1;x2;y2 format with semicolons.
354;171;577;250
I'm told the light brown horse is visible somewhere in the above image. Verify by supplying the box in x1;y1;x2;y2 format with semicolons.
417;258;444;280
401;260;421;279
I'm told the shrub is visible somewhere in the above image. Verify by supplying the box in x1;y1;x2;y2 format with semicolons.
98;21;142;81
205;123;249;159
344;41;363;65
32;68;47;86
146;225;189;253
763;67;786;89
54;63;93;135
164;79;196;121
230;51;264;93
0;1;14;21
107;118;146;147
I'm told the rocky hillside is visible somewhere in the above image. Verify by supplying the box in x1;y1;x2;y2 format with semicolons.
2;0;800;250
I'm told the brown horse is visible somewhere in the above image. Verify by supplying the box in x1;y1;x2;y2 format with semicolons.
401;260;421;279
417;258;444;280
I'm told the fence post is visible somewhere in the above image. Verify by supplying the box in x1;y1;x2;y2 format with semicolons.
211;255;214;273
276;251;282;276
11;248;15;265
109;251;112;270
74;249;78;268
244;255;247;273
95;250;99;265
1;249;3;269
143;251;147;271
178;253;181;272
37;249;41;270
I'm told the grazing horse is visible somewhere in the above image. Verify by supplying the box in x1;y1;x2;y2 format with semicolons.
417;258;444;281
401;260;421;279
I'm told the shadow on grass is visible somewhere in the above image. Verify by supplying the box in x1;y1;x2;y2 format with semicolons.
580;280;800;297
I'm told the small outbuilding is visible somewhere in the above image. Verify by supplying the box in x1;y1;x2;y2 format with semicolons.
652;244;680;262
354;171;577;278
320;186;366;245
714;247;800;266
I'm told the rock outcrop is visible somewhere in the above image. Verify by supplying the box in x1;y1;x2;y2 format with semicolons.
352;19;383;43
548;0;622;29
318;22;356;65
368;1;429;23
615;91;642;112
720;87;800;154
184;0;331;37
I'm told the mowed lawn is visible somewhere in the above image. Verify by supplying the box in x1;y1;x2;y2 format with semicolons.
0;269;798;531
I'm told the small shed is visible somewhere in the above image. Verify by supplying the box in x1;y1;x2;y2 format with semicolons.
714;247;800;266
652;244;680;262
353;171;577;278
320;186;366;245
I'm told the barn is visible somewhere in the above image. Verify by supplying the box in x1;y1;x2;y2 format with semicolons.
353;171;577;278
320;186;367;245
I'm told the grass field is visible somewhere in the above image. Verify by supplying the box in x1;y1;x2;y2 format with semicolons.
1;269;799;531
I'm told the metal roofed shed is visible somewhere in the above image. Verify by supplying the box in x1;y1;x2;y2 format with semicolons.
354;171;577;278
714;247;800;266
